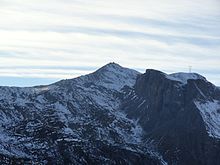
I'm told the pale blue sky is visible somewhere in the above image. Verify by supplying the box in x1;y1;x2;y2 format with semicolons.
0;0;219;86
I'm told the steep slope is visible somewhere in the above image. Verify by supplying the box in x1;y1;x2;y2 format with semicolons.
0;63;165;164
122;69;220;165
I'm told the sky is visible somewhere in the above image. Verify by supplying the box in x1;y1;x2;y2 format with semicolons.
0;0;219;86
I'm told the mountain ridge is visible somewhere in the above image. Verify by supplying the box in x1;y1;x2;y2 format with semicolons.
0;63;219;164
0;62;212;88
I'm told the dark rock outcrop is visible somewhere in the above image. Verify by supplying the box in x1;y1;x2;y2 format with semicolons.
122;69;220;165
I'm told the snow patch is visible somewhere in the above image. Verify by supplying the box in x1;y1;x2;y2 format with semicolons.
167;72;206;85
194;100;220;138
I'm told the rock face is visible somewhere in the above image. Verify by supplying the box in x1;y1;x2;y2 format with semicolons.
0;63;219;165
122;69;220;165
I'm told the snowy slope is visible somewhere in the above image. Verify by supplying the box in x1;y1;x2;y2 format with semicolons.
0;63;165;164
195;100;220;138
71;62;140;91
166;72;206;84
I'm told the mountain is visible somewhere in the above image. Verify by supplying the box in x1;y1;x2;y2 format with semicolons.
0;63;219;165
122;69;220;165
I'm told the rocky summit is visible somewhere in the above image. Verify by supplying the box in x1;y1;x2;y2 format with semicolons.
0;63;219;165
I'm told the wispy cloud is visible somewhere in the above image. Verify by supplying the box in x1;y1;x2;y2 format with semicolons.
0;0;219;86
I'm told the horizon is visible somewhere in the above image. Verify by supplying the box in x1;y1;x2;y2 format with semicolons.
0;0;219;86
0;62;218;87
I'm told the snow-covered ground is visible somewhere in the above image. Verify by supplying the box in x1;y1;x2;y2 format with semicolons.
0;63;166;163
166;72;206;85
195;100;220;139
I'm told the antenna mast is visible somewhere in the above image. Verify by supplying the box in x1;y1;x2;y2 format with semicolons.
189;66;192;73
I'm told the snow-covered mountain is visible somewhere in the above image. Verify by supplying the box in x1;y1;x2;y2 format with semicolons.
0;63;219;165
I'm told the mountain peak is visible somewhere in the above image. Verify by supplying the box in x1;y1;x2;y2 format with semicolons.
97;62;123;72
70;63;140;91
92;63;140;90
105;62;121;67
